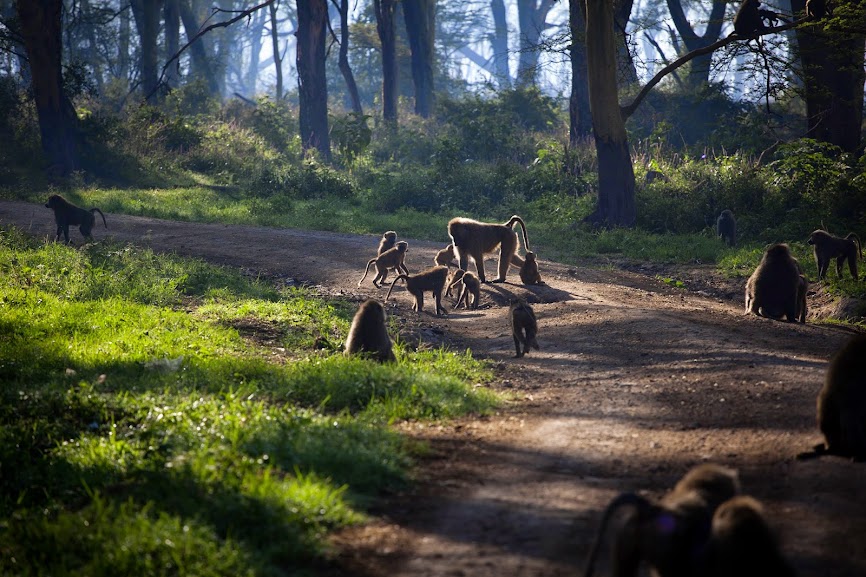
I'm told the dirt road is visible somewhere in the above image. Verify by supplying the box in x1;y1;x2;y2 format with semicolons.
3;200;865;577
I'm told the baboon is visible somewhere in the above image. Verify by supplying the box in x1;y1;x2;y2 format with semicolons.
377;230;398;255
344;299;396;363
433;243;459;268
385;265;449;316
519;251;544;285
799;334;866;461
734;0;766;35
45;194;107;243
447;215;530;283
716;209;737;247
805;0;827;19
444;268;464;298
509;299;539;357
705;495;797;577
796;274;808;323
744;243;802;322
357;241;409;288
583;463;741;577
447;270;481;309
807;229;861;280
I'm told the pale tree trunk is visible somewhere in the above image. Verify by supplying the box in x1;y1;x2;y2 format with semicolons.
269;1;284;100
130;0;164;101
516;0;555;87
665;0;727;88
118;1;130;83
586;0;635;226
374;0;398;122
296;0;331;159
402;0;435;117
614;0;637;86
245;8;266;97
570;0;592;141
332;0;362;113
179;0;221;95
164;0;181;88
491;0;511;88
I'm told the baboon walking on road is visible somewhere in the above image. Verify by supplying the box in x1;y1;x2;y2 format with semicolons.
385;265;449;316
45;194;107;243
509;299;539;357
357;241;409;288
448;215;530;283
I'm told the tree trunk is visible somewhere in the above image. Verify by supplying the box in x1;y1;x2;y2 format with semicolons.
585;0;635;227
118;1;130;83
491;0;511;88
130;0;164;102
179;0;221;95
164;0;181;89
335;0;363;113
245;8;267;98
791;0;866;154
516;0;555;87
269;1;284;100
665;0;727;88
402;0;435;117
613;0;637;86
81;0;104;90
374;0;398;122
569;0;592;141
296;0;331;160
15;0;78;176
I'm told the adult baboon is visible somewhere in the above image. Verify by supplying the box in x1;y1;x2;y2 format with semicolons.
519;251;544;285
799;334;866;461
344;299;395;363
509;299;539;357
805;0;827;19
705;495;797;577
385;265;449;316
807;229;861;280
447;270;481;310
447;215;530;283
45;194;107;243
357;241;409;288
377;230;398;255
716;209;737;247
744;243;802;322
584;463;741;577
433;243;459;268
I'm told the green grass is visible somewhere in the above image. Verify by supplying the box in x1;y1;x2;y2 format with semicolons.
0;227;497;576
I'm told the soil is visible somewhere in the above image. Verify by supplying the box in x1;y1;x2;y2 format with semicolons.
3;200;866;577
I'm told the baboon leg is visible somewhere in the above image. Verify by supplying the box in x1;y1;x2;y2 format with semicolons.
399;263;409;276
849;256;858;280
836;256;846;278
434;291;446;316
493;233;517;283
471;249;487;283
513;333;524;357
819;259;830;279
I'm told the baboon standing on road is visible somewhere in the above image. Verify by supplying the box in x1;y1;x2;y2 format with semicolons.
45;194;107;243
509;299;539;357
385;265;449;316
448;215;530;283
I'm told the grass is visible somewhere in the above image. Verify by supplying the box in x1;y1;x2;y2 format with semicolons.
0;226;497;576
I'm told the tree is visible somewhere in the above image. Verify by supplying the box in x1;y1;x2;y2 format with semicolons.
374;0;398;122
402;0;435;117
164;0;181;88
296;0;331;159
15;0;78;175
516;0;556;86
178;0;220;95
269;0;284;99
665;0;727;88
331;0;363;113
130;0;164;101
491;0;511;88
569;0;592;141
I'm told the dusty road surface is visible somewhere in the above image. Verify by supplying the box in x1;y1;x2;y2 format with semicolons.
3;200;866;577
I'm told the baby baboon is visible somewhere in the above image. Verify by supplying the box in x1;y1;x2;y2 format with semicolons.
509;299;539;357
433;243;459;268
45;194;107;243
583;463;741;577
448;215;530;283
705;495;797;577
377;230;398;255
519;251;544;285
716;209;737;247
807;229;861;280
344;299;396;363
744;243;802;322
385;265;449;316
799;334;866;461
357;241;409;288
448;270;481;309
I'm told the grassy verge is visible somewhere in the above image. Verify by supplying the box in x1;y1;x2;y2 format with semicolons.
0;226;497;576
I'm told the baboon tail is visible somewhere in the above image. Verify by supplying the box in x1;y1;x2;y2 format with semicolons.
357;259;377;287
847;233;863;259
583;492;652;577
384;275;408;302
91;208;107;228
505;215;531;253
529;337;540;351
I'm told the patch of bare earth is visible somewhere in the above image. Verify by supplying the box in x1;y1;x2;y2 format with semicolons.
2;200;865;577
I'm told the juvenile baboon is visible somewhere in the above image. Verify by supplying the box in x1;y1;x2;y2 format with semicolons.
377;230;398;255
798;334;866;461
448;270;481;309
744;243;802;322
509;299;539;357
705;495;797;577
344;299;396;363
357;241;409;288
807;229;861;280
433;243;459;268
448;215;530;283
583;463;741;577
519;251;544;285
385;265;449;316
716;209;737;247
45;194;107;243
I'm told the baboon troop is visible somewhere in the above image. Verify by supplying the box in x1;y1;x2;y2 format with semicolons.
447;215;530;283
385;265;449;316
745;243;803;322
344;299;395;363
716;209;737;247
357;241;409;288
509;299;539;357
447;269;481;310
807;229;861;280
45;194;107;243
519;251;544;285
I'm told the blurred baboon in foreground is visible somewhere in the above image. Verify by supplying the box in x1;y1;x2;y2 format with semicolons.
745;243;802;322
799;334;866;461
377;230;398;255
519;251;544;285
716;209;737;247
344;299;395;363
807;229;861;280
434;243;459;268
509;299;539;357
583;463;741;577
45;194;107;243
357;241;409;288
385;265;449;315
448;215;530;283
